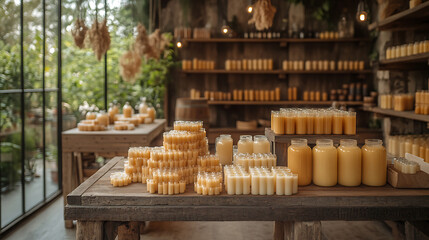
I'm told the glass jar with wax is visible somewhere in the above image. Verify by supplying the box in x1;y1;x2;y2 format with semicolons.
253;135;270;154
238;135;253;154
362;139;386;186
287;139;312;186
216;134;233;165
313;139;337;187
338;139;361;186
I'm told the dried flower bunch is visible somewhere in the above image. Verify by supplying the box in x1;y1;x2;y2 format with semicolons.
248;0;277;31
71;19;88;49
119;50;142;83
87;19;111;61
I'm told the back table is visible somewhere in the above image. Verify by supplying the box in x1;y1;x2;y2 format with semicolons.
65;157;429;240
62;119;166;228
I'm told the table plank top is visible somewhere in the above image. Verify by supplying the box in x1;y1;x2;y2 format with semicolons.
63;119;166;136
65;157;429;222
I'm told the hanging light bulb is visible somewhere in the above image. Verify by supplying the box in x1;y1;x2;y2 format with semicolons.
356;0;368;22
221;20;231;37
176;36;183;48
247;0;253;13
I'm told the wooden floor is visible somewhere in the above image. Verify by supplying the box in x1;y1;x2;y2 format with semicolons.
3;196;395;240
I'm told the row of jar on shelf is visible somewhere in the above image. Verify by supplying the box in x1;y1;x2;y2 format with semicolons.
379;92;429;115
189;83;370;102
387;135;429;163
271;108;356;135
385;40;429;60
216;134;388;187
282;60;365;71
77;99;156;131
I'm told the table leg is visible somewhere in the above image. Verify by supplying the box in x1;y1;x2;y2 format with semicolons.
118;221;140;240
62;152;74;228
76;221;103;240
405;221;429;240
274;221;285;240
284;221;321;240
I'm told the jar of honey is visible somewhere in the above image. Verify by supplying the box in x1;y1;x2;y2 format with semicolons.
313;139;337;187
338;139;361;186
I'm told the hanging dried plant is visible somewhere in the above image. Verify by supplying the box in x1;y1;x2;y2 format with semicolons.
71;19;88;49
134;24;151;57
148;29;162;59
248;0;277;31
119;50;142;83
87;19;111;61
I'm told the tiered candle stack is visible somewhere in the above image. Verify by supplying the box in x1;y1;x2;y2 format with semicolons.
110;172;132;187
387;135;429;162
271;108;356;135
182;59;215;70
110;121;210;196
385;40;429;60
225;59;273;71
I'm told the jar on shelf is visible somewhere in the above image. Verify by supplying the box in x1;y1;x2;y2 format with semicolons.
338;139;361;186
313;139;338;187
216;134;233;165
288;139;312;186
362;139;386;186
237;135;253;154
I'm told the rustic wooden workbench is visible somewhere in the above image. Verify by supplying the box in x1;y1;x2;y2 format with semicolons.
65;157;429;240
62;119;166;228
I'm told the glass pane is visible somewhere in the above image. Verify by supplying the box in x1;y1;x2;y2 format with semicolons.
23;0;43;89
24;93;44;211
107;0;142;110
45;0;58;89
0;93;23;228
62;0;105;123
45;91;58;197
0;0;21;90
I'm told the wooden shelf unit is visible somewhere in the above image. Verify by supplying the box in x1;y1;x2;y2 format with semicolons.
378;52;429;70
182;70;373;75
369;1;429;31
208;100;363;106
363;107;429;123
182;38;370;45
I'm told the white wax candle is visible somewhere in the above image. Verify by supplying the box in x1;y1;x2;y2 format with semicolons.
276;175;285;195
259;173;267;195
285;175;293;195
227;174;236;195
243;174;251;195
292;174;298;194
251;173;259;195
266;174;275;195
235;175;243;195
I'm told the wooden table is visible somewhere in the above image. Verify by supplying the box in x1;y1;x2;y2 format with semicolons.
65;157;429;240
62;119;166;228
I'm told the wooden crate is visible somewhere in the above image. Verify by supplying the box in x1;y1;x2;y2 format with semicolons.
388;165;429;188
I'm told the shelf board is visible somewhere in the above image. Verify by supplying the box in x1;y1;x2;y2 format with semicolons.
378;52;429;70
369;1;429;31
208;100;363;106
182;38;370;44
182;70;372;75
363;107;429;122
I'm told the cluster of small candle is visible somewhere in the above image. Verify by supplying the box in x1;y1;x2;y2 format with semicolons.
77;119;107;131
146;180;187;195
163;130;208;154
110;172;132;187
181;59;215;70
173;121;203;132
232;88;281;101
113;121;135;130
385;40;429;60
379;94;414;111
244;31;281;39
234;153;277;170
415;91;429;115
108;101;156;128
393;158;420;174
282;60;364;71
306;83;368;102
194;172;223;195
225;59;274;71
143;166;197;185
271;108;356;135
387;135;429;162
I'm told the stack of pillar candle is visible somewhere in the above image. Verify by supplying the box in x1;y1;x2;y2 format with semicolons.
110;172;132;187
393;158;420;174
146;147;198;170
386;135;429;161
271;167;298;195
234;153;277;170
249;167;275;195
127;147;151;183
224;165;251;195
194;172;223;195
